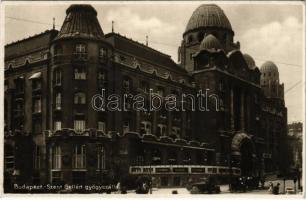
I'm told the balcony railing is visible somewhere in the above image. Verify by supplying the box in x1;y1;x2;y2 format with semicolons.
52;53;88;64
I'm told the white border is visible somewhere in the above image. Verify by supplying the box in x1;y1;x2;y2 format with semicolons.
0;1;305;200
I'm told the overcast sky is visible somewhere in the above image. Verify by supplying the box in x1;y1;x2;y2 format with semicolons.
4;2;304;123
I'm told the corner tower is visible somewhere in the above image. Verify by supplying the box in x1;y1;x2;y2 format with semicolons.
50;4;112;132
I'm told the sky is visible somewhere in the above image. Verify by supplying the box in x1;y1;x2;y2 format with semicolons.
4;2;305;123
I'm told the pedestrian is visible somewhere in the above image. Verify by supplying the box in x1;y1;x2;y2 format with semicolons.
116;182;121;194
268;182;273;193
273;183;280;195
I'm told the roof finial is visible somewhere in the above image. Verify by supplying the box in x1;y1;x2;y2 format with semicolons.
146;35;148;46
112;21;114;33
53;17;55;30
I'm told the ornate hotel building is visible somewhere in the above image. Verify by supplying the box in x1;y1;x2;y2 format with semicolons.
4;4;288;191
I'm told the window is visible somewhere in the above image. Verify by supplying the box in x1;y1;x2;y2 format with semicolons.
140;121;151;134
4;145;14;170
157;124;167;136
141;81;149;93
74;120;85;132
72;144;86;169
54;121;61;131
33;145;41;169
33;98;41;113
172;126;181;136
97;144;106;170
33;120;41;134
75;44;86;54
98;70;106;87
99;47;107;58
52;146;61;169
74;92;86;104
123;121;130;133
98;121;106;132
123;77;132;90
32;79;41;90
74;68;86;80
15;77;24;93
55;93;61;110
54;69;62;85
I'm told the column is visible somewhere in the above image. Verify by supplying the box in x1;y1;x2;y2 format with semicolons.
230;87;235;130
240;89;245;131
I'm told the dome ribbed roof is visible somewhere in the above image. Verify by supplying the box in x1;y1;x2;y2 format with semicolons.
55;4;104;40
243;54;256;69
260;61;278;73
200;34;222;51
185;4;232;34
260;61;279;84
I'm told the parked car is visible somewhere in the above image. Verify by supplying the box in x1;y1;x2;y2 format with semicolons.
189;181;221;194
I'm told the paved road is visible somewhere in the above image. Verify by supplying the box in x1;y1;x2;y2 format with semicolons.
122;179;302;195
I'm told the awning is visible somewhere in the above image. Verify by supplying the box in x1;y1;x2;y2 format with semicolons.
29;72;42;80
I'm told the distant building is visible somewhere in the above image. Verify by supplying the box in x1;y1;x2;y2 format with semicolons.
287;122;302;170
4;4;288;192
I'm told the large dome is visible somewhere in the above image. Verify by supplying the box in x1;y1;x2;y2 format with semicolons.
185;4;232;34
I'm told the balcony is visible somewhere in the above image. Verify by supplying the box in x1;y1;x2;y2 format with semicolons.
52;53;88;65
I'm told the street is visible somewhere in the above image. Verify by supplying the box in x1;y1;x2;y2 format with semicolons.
121;179;303;195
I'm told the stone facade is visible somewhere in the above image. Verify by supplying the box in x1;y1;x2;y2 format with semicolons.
4;4;288;192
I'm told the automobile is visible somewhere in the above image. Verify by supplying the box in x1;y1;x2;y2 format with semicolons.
188;177;221;194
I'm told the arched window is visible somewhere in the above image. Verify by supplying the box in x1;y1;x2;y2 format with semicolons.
74;92;86;104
